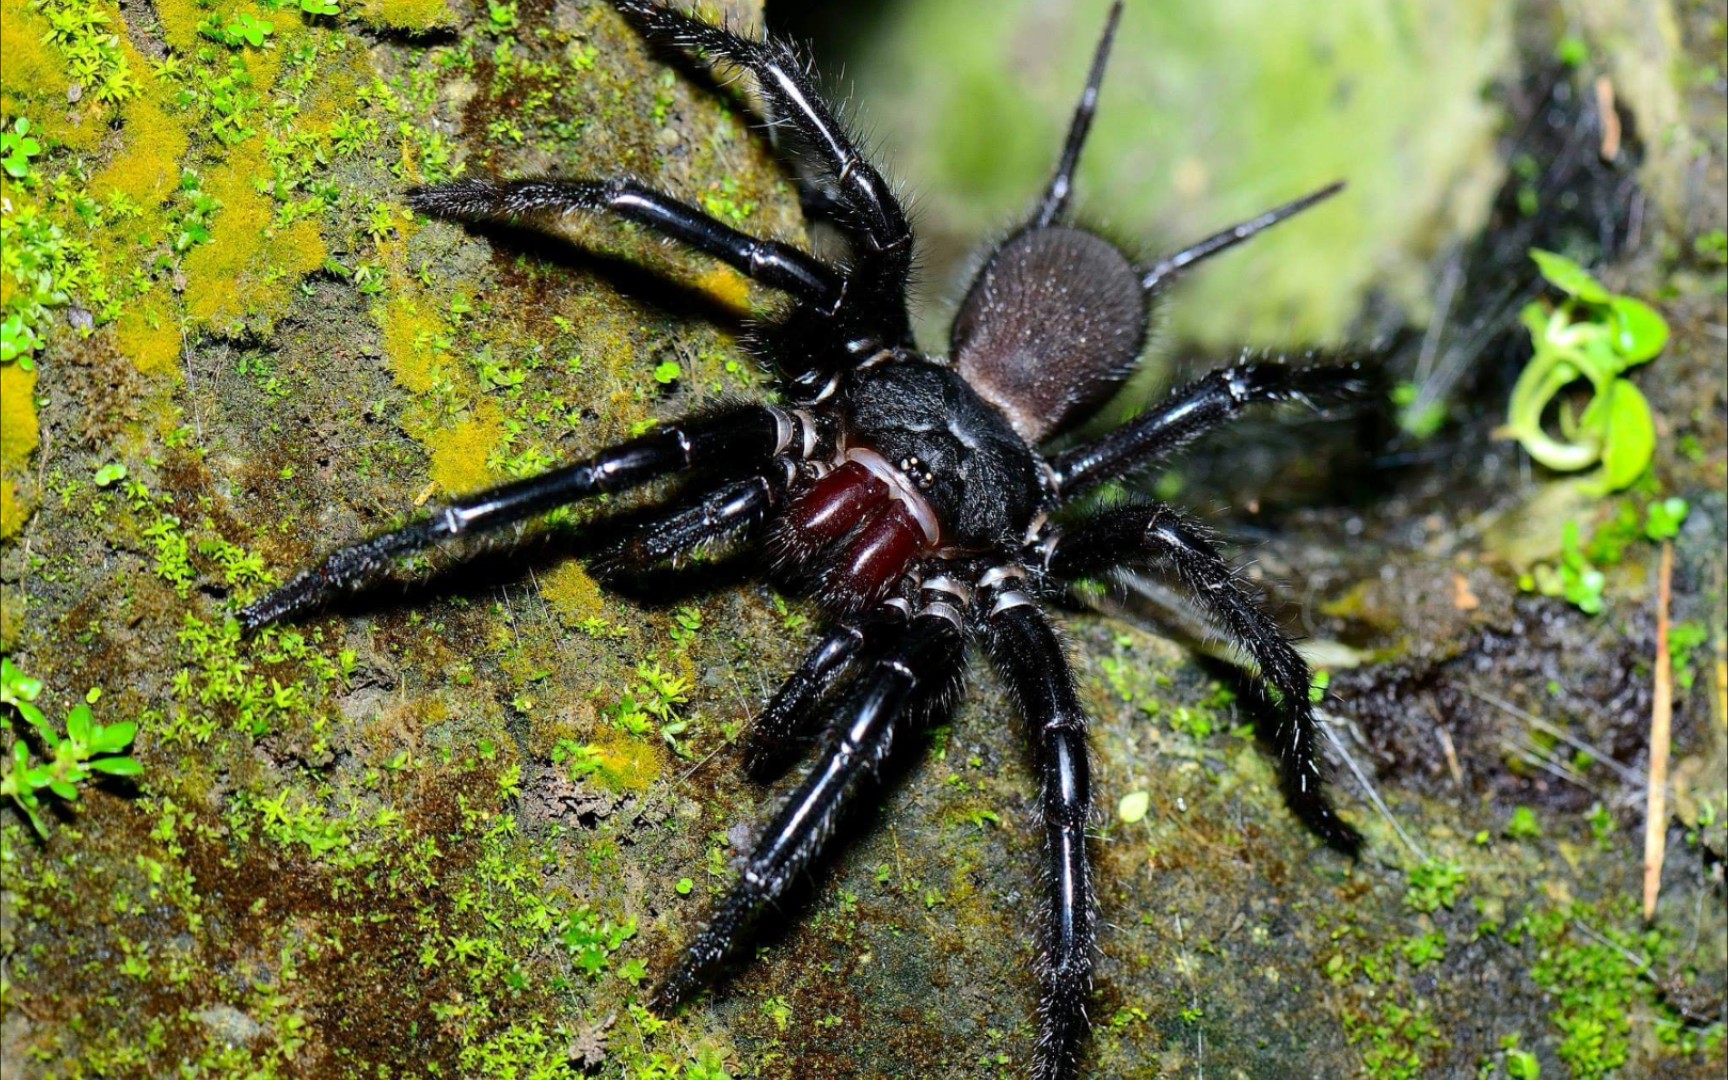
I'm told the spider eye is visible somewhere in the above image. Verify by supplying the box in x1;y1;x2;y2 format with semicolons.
952;226;1148;444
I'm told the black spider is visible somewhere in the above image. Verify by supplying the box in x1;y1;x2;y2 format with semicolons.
240;3;1367;1076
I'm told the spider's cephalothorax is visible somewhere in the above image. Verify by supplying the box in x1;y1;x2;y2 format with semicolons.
241;4;1368;1077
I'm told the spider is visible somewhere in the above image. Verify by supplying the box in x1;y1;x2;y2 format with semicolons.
241;2;1367;1076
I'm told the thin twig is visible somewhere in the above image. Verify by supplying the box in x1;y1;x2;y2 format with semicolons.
1643;542;1674;921
1318;708;1426;861
1465;684;1642;785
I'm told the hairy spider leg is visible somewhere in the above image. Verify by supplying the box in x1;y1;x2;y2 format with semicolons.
1031;0;1124;229
744;619;870;778
610;1;910;261
1048;361;1370;497
238;406;796;632
983;600;1097;1080
654;610;965;1010
602;466;796;570
1044;504;1362;853
1139;181;1345;294
405;179;843;310
609;0;917;367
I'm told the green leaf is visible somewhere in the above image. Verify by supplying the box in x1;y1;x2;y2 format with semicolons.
1;657;44;703
1608;296;1668;364
652;360;681;385
89;756;144;777
1530;249;1610;303
48;779;80;801
17;798;48;839
1595;381;1656;493
1118;790;1151;824
93;462;128;487
92;721;138;754
1644;497;1690;541
65;704;93;746
18;701;54;746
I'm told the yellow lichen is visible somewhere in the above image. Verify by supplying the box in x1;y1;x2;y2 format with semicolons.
113;302;182;376
0;364;40;474
0;0;70;115
93;96;191;212
183;145;328;334
151;0;203;53
589;729;661;794
355;0;457;32
540;561;607;626
0;478;26;540
377;292;450;394
426;401;506;498
694;265;753;317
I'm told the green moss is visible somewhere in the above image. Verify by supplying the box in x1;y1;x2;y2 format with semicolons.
92;96;191;216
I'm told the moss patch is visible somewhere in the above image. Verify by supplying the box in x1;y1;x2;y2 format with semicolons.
0;363;39;472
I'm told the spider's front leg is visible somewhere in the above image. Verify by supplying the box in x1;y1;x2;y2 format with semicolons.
406;179;843;310
743;618;872;778
981;586;1095;1080
1043;504;1362;852
609;0;913;264
240;405;804;632
654;605;964;1010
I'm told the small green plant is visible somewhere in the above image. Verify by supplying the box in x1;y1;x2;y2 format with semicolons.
1504;805;1542;841
1403;859;1467;914
2;659;141;838
1521;520;1606;614
1;117;42;181
200;11;275;48
1642;496;1689;540
1504;250;1668;493
299;0;340;15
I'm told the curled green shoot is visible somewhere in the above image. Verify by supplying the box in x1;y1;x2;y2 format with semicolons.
1505;250;1668;493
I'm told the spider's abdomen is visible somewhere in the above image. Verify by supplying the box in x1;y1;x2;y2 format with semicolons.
778;362;1044;611
953;225;1148;443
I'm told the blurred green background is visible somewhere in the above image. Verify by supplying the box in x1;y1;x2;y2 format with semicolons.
771;0;1512;356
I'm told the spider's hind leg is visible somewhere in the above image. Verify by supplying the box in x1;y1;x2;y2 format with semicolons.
1043;503;1362;853
1049;360;1372;499
982;595;1097;1080
240;406;798;632
654;607;964;1011
1031;0;1124;228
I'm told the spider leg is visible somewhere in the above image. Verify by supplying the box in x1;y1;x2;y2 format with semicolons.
1049;360;1370;499
240;405;801;632
654;608;964;1010
602;463;794;571
407;179;843;310
1031;0;1123;228
981;593;1096;1080
744;617;872;778
1042;504;1362;852
609;1;914;264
